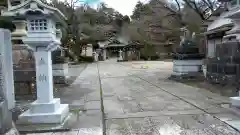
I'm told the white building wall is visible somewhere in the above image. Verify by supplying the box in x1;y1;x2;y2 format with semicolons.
86;46;93;57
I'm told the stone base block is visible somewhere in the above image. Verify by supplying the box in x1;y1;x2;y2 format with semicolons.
18;100;69;124
169;73;203;81
173;59;202;76
30;98;60;113
230;97;240;107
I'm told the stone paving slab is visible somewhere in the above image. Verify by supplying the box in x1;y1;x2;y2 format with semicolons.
52;131;79;135
100;60;240;135
23;63;102;135
106;109;205;119
24;60;240;135
106;114;240;135
27;133;53;135
26;128;103;135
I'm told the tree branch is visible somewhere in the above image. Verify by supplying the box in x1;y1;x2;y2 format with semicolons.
182;0;206;20
174;0;181;13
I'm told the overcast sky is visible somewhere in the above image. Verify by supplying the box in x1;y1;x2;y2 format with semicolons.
62;0;149;16
102;0;149;16
51;0;149;16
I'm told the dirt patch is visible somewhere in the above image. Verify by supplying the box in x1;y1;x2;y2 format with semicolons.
174;75;238;97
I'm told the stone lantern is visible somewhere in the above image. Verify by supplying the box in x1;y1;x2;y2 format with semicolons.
2;0;69;124
118;50;123;62
170;28;205;80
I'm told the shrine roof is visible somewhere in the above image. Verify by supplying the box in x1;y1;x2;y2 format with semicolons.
206;7;240;32
105;43;126;48
1;0;67;24
205;24;232;35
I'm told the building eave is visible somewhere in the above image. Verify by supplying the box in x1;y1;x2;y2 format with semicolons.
204;24;232;35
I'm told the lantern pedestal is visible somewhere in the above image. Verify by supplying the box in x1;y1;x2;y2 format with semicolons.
170;41;204;80
18;50;69;124
18;99;69;124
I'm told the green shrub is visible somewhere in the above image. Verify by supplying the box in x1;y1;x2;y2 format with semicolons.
78;56;94;62
150;55;160;60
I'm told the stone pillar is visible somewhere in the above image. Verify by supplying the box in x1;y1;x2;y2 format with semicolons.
103;49;107;60
18;47;69;124
0;29;17;134
0;29;15;110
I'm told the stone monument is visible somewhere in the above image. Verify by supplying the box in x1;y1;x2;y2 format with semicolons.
171;27;204;79
0;29;18;135
2;0;69;124
0;26;15;110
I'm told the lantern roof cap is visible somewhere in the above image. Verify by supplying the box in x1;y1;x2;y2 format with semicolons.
1;0;67;26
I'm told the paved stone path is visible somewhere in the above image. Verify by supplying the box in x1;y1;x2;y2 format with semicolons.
27;59;240;135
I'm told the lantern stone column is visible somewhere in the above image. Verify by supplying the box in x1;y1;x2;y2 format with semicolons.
34;48;54;103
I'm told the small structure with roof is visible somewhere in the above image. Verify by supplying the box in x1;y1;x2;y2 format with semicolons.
122;41;143;61
203;2;233;59
203;0;238;84
105;36;128;58
204;0;240;107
